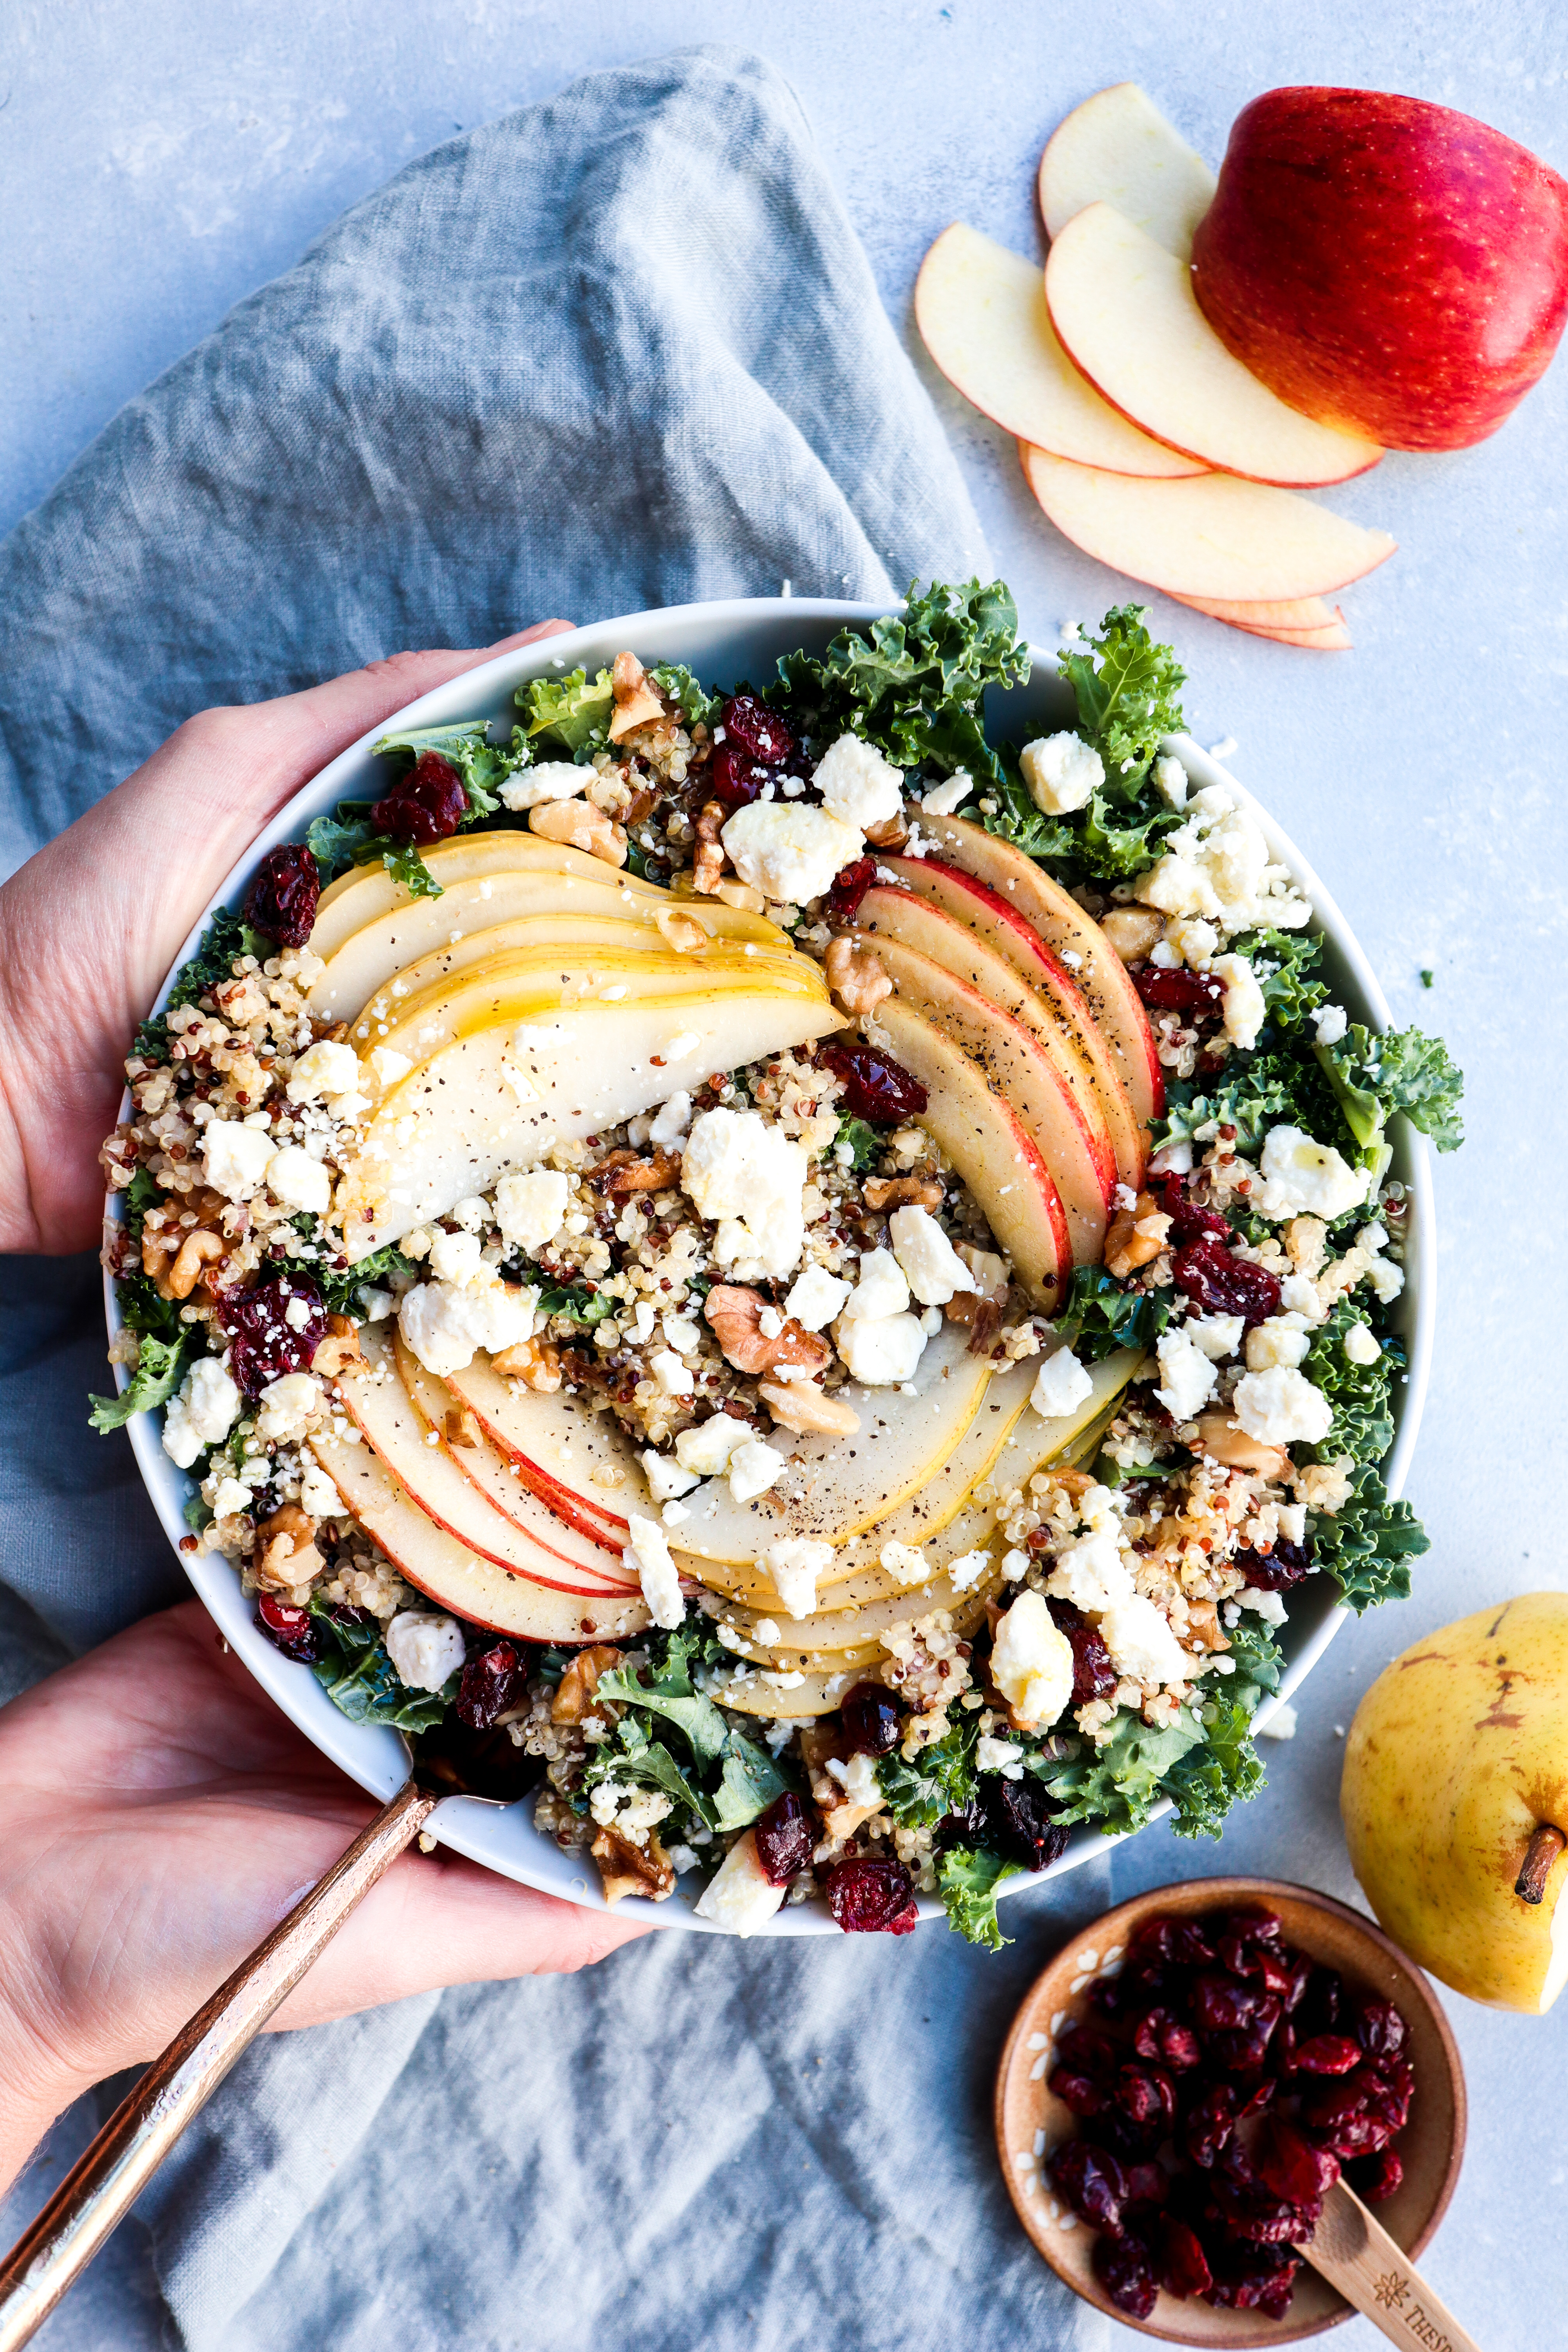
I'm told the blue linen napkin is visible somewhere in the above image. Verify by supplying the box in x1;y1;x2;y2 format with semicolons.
0;46;1113;2350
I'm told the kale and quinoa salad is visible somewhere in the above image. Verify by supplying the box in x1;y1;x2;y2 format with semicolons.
96;583;1463;1949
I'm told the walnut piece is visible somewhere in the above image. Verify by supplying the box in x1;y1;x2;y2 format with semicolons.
444;1404;482;1450
1195;1411;1291;1481
863;811;909;852
691;800;727;896
591;1824;677;1905
492;1336;563;1391
1101;907;1166;963
167;1230;225;1301
1104;1190;1172;1279
825;935;892;1018
552;1643;624;1724
758;1377;860;1436
606;650;666;742
703;1284;830;1378
312;1315;363;1377
863;1172;943;1212
653;905;711;955
587;1147;684;1198
528;797;627;867
253;1503;322;1590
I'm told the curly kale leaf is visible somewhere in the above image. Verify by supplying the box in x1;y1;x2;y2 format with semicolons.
371;719;521;816
113;1265;187;1344
1308;1462;1430;1613
519;666;615;760
134;906;270;1062
1152;1047;1333;1158
1301;1301;1404;1470
1315;1023;1465;1158
1233;928;1328;1027
89;1331;191;1433
308;1604;457;1733
305;804;442;898
937;1846;1020;1951
1052;1265;1171;1360
314;1242;416;1319
122;1165;162;1241
875;1714;978;1828
713;1736;790;1832
534;1278;617;1328
596;1633;730;1768
581;1714;715;1828
1163;1693;1267;1838
1034;1708;1207;1837
835;1117;883;1176
649;664;720;728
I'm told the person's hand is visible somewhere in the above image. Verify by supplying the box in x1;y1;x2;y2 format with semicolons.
0;624;574;1256
0;1602;647;2196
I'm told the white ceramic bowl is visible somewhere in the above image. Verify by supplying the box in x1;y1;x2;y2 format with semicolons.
104;599;1434;1935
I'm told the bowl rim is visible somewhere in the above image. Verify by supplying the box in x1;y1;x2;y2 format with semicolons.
993;1874;1467;2344
102;596;1436;1938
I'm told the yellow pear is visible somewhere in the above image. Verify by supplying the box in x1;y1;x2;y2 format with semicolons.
1341;1591;1568;2012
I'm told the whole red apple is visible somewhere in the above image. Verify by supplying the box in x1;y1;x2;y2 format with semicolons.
1191;87;1568;450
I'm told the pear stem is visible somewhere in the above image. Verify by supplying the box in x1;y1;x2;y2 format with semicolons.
1515;1822;1565;1904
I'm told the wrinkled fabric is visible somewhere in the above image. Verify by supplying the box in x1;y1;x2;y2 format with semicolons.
0;46;1111;2351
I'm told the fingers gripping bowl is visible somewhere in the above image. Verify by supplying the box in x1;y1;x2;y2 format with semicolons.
100;592;1447;1941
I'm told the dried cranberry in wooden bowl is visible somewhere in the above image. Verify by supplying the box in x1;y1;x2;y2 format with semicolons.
995;1878;1464;2343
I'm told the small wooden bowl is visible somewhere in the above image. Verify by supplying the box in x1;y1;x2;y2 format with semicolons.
995;1877;1466;2345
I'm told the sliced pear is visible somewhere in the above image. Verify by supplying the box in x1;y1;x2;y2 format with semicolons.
1046;205;1383;488
309;1429;650;1644
872;996;1067;1311
337;986;842;1257
914;223;1205;478
1020;442;1397;604
333;1327;639;1594
1039;82;1216;258
719;1666;857;1720
908;812;1164;1129
868;873;1144;1188
853;930;1109;1262
309;831;664;961
441;1352;643;1535
725;1572;993;1658
311;880;785;1021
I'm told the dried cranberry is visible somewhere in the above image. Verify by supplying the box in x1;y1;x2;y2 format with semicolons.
1048;2139;1128;2233
1085;2105;1165;2162
1123;2160;1169;2209
254;1594;321;1662
1279;1955;1314;2016
1255;2118;1340;2205
1236;2077;1278;2124
1292;2032;1364;2076
841;1681;901;1756
1134;1914;1216;1969
370;749;468;843
455;1639;525;1730
1056;2019;1122;2080
1045;1597;1118;1705
754;1791;815;1886
1296;1965;1344;2036
1315;2109;1396;2160
220;1276;328;1397
1347;2147;1403;2202
1184;2082;1240;2169
1207;2180;1314;2245
817;1040;927;1123
825;1855;917;1933
1048;2068;1105;2118
1158;2214;1213;2298
1174;1233;1282;1326
1132;964;1227;1018
1093;2227;1158;2319
1231;1537;1314;1590
821;857;878;927
244;843;321;948
1116;2064;1177;2134
719;691;796;766
1299;2075;1371;2130
707;740;775;809
1192;1973;1273;2034
1363;2059;1414;2132
1205;2240;1299;2316
1225;1904;1282;1945
1132;2009;1202;2072
1354;1996;1408;2060
1207;2001;1282;2073
982;1774;1069;1873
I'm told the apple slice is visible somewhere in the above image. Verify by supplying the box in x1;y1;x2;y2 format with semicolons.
332;1327;639;1594
667;1321;992;1565
310;878;784;1021
852;930;1108;1262
441;1351;644;1535
1234;620;1352;651
309;1429;648;1644
914;223;1205;478
338;985;842;1257
1020;443;1398;603
1046;204;1383;486
904;812;1165;1128
866;873;1144;1187
1168;591;1347;632
1040;82;1217;258
870;996;1067;1310
310;831;664;961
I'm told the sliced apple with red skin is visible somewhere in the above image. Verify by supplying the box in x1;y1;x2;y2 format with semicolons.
310;831;665;961
332;1326;639;1595
311;878;784;1021
849;929;1107;1263
869;996;1067;1311
441;1351;643;1536
902;810;1165;1129
338;984;841;1257
1232;619;1352;651
1168;591;1346;632
309;1428;649;1644
854;882;1132;1191
1020;442;1397;604
1040;82;1217;259
1046;203;1383;487
914;223;1205;478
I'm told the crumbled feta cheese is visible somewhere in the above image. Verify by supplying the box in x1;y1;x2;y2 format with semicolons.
1152;753;1188;809
784;1262;851;1331
728;1438;786;1503
1031;1345;1093;1420
682;1108;808;1279
299;1461;343;1516
1019;731;1104;816
385;1610;466;1691
1279;1273;1327;1323
1245;1314;1311;1372
880;1541;929;1586
201;1119;277;1202
827;1750;882;1808
1045;1523;1134;1614
398;1276;536;1378
1184;1313;1244;1361
256;1372;326;1443
1098;1592;1191;1688
674;1416;746;1477
1254;1125;1370;1222
494;1169;570;1254
811;732;904;831
1258;1700;1298;1740
1212;953;1266;1051
1365;1257;1405;1305
1154;1326;1219;1421
1133;785;1309;936
650;1348;694;1397
947;1546;994;1594
1238;1585;1288;1627
720;803;862;907
648;1091;693;1146
1148;1138;1193;1178
209;1475;254;1520
358;1286;396;1322
757;1306;783;1340
766;1537;834;1619
265;1146;332;1216
626;1514;685;1629
1233;1365;1334;1446
368;1045;413;1089
836;1310;926;1386
920;770;974;817
839;1247;909;1324
428;1227;483;1285
1001;1548;1030;1581
1313;1005;1348;1046
888;1206;975;1306
990;1590;1074;1730
976;1735;1024;1778
693;1828;786;1935
499;759;590;811
641;1448;699;1504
